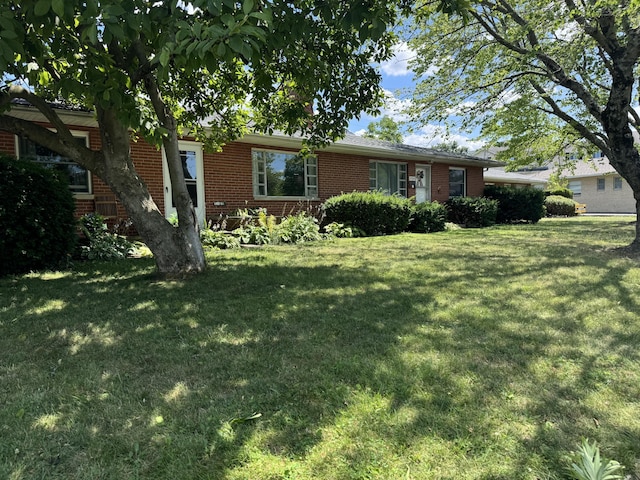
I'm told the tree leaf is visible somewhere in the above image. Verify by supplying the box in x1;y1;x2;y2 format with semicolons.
34;0;50;16
242;0;255;15
51;0;65;18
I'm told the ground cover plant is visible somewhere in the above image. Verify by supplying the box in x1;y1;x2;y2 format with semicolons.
1;217;639;479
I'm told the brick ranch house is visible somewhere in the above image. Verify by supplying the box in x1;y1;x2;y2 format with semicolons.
1;103;503;224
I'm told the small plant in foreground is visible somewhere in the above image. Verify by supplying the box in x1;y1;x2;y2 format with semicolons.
79;213;134;260
568;439;623;480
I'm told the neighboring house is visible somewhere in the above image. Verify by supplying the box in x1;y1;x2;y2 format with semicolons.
484;167;548;189
477;146;635;214
1;103;503;223
516;157;636;214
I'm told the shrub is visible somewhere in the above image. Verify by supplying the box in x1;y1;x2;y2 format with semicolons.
200;229;241;249
276;212;322;244
545;195;578;216
483;185;545;224
546;187;574;199
323;191;413;236
323;222;362;238
410;201;447;233
445;196;498;228
0;154;76;276
79;213;134;260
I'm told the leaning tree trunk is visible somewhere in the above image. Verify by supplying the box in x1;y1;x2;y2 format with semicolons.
136;57;207;274
96;107;206;274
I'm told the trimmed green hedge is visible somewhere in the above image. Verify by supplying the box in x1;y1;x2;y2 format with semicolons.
410;201;447;233
0;154;76;276
445;196;498;228
545;187;574;199
545;195;578;216
484;185;545;224
323;191;413;236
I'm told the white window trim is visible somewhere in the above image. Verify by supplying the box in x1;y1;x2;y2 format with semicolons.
252;148;318;200
449;167;467;198
15;130;92;196
369;160;408;197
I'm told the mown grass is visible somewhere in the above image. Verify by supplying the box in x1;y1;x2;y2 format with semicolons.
1;216;639;480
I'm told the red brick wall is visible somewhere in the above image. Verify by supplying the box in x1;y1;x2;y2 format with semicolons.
1;124;490;221
0;130;16;155
467;166;485;197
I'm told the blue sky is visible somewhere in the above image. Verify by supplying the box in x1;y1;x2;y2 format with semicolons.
347;42;486;151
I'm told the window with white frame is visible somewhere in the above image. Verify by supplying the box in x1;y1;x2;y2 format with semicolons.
17;134;91;193
593;151;603;159
597;178;605;191
449;167;466;197
614;176;623;190
252;149;317;198
369;161;407;196
568;180;582;196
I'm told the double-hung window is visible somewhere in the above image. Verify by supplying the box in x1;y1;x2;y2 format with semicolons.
597;178;605;191
369;161;407;196
449;167;466;197
17;133;91;194
252;149;317;198
568;180;582;196
614;177;623;190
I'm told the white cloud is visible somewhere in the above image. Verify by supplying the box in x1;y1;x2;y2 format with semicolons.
445;101;477;116
379;42;415;77
380;89;411;121
403;124;486;151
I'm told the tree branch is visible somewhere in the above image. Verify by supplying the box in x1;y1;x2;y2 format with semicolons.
1;86;76;142
0;113;104;177
529;79;609;153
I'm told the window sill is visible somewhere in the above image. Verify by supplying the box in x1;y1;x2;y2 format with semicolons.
74;193;95;200
254;196;319;201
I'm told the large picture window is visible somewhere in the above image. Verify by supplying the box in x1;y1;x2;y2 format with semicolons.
369;161;407;196
449;168;466;197
18;134;91;193
252;149;317;198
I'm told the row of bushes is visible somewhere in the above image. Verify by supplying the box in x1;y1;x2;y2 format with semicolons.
324;185;579;236
323;190;500;234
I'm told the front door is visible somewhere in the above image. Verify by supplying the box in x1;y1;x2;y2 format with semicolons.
415;165;431;203
163;141;205;226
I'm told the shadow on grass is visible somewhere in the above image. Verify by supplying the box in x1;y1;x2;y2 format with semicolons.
1;221;639;479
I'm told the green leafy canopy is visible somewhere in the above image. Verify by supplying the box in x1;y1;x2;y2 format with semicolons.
1;0;410;148
406;0;640;167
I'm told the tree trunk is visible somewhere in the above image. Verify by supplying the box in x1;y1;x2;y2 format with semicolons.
96;107;206;275
600;45;640;249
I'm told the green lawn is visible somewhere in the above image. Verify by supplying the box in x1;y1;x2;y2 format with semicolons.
1;217;639;480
